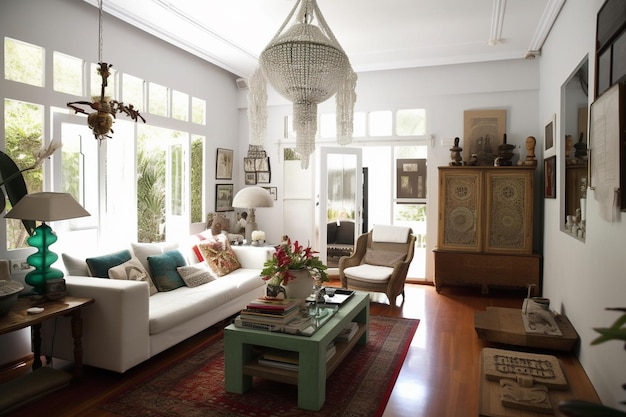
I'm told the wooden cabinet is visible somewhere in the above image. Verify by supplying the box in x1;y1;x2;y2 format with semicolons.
435;166;540;294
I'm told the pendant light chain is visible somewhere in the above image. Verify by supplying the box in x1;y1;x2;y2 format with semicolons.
98;0;104;63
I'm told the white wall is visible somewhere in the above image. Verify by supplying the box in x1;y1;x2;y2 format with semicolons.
540;0;626;409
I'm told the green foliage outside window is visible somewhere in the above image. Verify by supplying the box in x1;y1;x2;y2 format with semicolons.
190;137;204;223
137;148;166;243
4;99;43;249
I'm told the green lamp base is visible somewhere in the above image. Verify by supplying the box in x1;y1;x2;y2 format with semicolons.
24;223;63;295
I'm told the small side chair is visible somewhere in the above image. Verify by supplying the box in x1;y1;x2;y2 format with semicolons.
338;225;416;305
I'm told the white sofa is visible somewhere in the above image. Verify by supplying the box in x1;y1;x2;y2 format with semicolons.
41;243;270;373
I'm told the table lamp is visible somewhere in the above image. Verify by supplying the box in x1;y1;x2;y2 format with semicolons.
232;186;273;243
5;192;90;295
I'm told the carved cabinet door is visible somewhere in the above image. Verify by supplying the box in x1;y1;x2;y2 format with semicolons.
484;169;533;254
438;168;483;252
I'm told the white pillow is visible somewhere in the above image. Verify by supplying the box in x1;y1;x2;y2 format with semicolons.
177;264;216;287
108;257;158;295
62;253;90;276
131;242;179;272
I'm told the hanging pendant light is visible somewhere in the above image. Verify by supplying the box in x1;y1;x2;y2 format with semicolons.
66;0;145;142
248;0;357;169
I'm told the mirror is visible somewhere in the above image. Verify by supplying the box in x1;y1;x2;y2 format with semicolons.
561;57;589;240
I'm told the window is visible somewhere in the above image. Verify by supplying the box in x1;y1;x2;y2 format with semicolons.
191;97;206;125
149;82;168;116
53;52;84;96
172;90;189;121
396;109;426;136
4;38;44;87
122;73;145;109
368;111;393;136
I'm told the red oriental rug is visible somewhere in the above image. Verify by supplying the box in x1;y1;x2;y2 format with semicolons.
100;316;418;417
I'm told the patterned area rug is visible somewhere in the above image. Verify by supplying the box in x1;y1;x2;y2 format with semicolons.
101;316;418;417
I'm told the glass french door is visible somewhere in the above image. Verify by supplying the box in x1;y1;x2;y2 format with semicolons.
318;147;362;266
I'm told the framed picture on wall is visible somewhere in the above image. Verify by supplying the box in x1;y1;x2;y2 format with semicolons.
243;157;256;173
396;158;427;199
216;148;233;180
545;114;555;151
257;172;271;184
255;157;271;172
544;156;556;198
463;109;506;165
244;172;256;185
215;184;233;212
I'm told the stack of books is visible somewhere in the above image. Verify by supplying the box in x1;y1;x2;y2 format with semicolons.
335;321;359;342
258;343;337;370
234;297;312;333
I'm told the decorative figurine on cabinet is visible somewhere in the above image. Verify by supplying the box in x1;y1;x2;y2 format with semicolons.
449;137;463;166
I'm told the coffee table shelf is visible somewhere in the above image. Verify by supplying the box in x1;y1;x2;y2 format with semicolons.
243;323;367;384
225;292;369;411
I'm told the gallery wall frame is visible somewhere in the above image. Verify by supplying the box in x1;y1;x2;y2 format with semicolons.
216;148;233;180
244;172;256;185
215;184;233;212
463;109;506;165
544;156;557;198
545;114;556;151
257;172;271;184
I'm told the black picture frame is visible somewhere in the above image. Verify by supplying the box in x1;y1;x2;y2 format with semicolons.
544;156;556;198
215;184;233;212
544;114;555;151
216;148;233;180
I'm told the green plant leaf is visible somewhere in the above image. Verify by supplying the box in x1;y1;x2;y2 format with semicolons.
0;151;36;235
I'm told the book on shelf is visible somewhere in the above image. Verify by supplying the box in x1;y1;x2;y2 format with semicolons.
257;343;337;371
335;321;360;342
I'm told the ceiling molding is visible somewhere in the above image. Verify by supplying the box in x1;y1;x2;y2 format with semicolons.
527;0;566;57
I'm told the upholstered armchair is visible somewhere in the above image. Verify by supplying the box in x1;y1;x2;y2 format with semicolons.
338;225;416;305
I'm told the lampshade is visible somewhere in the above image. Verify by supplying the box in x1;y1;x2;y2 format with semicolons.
5;192;90;221
232;187;274;209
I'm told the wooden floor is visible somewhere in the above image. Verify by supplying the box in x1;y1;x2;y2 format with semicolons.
3;282;599;417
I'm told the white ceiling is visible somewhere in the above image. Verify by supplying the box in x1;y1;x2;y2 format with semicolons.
85;0;565;79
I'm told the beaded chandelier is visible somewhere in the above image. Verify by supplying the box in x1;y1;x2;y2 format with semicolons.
248;0;357;169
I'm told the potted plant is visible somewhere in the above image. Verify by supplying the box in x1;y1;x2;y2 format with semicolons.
559;307;626;417
261;238;328;299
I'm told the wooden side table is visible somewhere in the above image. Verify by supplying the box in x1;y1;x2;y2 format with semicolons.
0;295;94;378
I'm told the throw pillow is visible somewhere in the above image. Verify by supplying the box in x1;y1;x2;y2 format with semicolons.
177;264;215;287
148;250;187;291
86;249;132;278
108;257;158;295
198;239;241;277
131;242;179;272
363;249;406;267
62;253;90;276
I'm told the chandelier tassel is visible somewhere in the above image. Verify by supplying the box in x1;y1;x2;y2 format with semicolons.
247;67;267;146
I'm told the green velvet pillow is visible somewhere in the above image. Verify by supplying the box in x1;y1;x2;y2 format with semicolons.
86;249;132;278
148;250;187;291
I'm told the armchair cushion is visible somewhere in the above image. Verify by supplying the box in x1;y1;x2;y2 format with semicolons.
363;249;406;267
344;264;393;282
372;225;411;243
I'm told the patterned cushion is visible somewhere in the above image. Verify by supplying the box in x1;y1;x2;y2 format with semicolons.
198;239;241;277
148;250;187;291
177;264;215;287
108;257;158;295
86;250;132;278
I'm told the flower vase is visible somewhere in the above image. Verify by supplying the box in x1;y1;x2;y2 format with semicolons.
285;269;314;299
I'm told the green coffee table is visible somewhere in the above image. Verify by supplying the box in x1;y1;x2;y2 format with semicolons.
224;292;369;411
